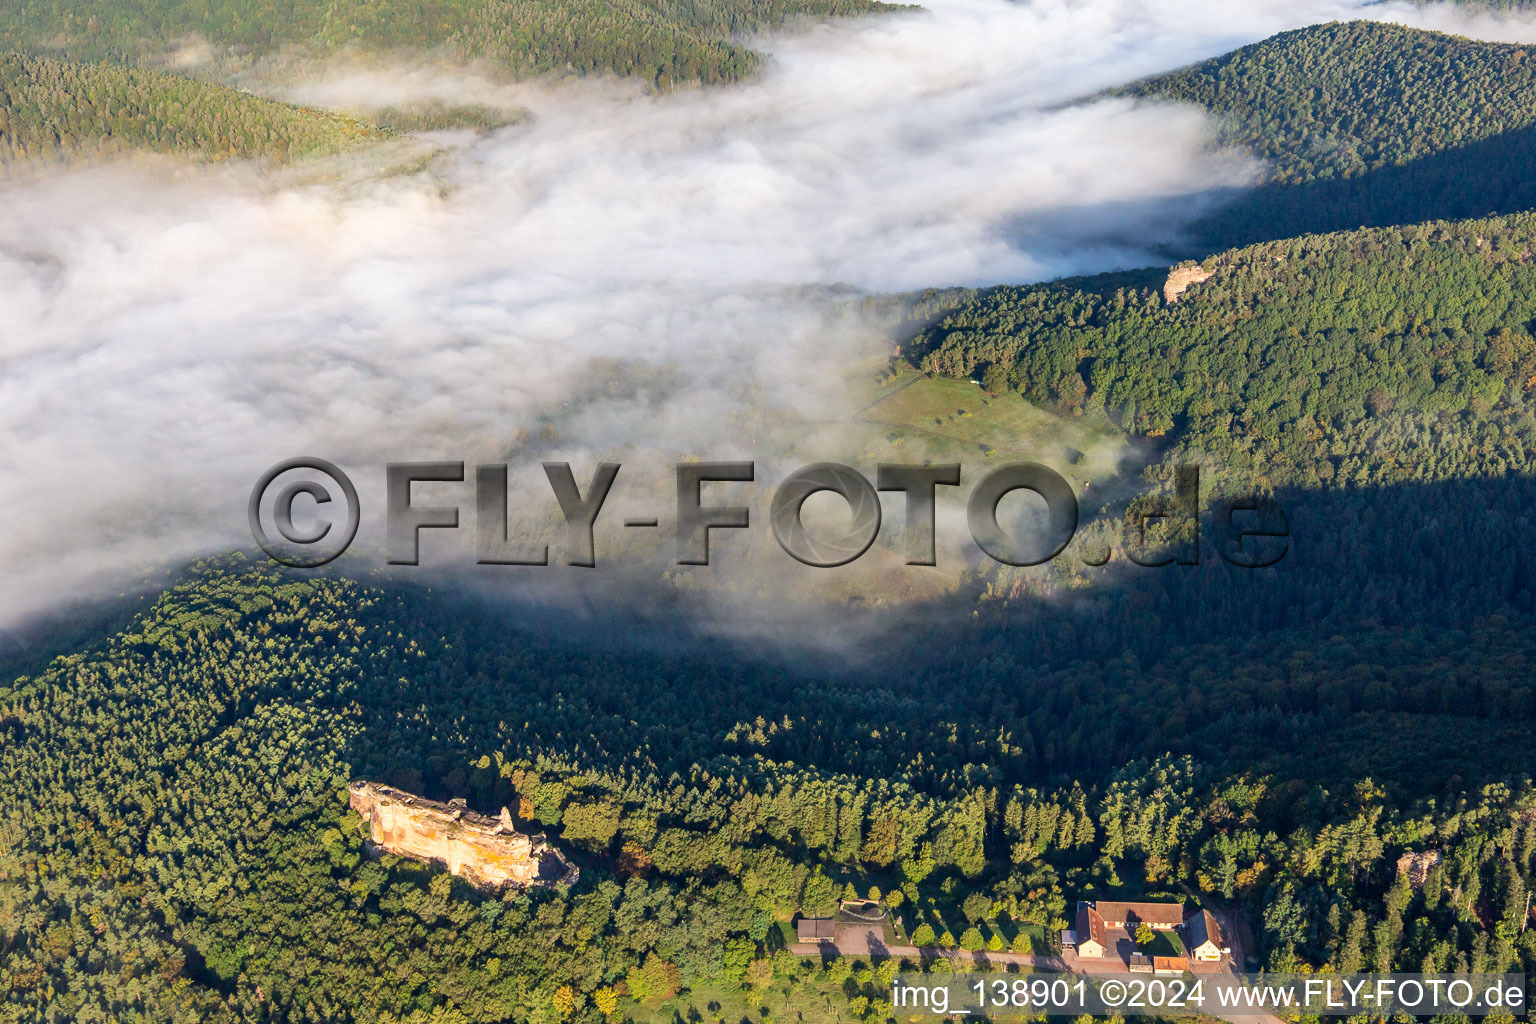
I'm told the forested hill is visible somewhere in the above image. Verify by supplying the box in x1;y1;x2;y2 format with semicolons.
910;211;1536;490
1127;22;1536;184
1121;22;1536;249
0;562;1532;1021
0;0;898;89
0;52;385;163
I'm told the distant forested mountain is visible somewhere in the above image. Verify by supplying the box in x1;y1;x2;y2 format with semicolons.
0;0;898;88
1126;22;1536;185
911;211;1536;490
1123;22;1536;249
0;52;384;163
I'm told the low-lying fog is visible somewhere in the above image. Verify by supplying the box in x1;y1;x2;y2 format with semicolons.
2;0;1534;634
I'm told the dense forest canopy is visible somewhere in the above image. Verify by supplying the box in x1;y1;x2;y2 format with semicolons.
0;0;901;165
910;212;1536;491
0;0;899;88
1121;22;1536;249
890;211;1536;838
0;562;1532;1023
0;51;384;163
1125;22;1536;186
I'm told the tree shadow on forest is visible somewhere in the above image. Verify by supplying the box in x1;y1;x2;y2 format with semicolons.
335;470;1536;810
1190;120;1536;254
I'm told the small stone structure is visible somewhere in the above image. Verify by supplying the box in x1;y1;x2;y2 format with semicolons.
1163;262;1214;304
349;781;577;890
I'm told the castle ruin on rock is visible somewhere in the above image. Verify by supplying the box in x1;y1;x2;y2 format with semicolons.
349;781;578;890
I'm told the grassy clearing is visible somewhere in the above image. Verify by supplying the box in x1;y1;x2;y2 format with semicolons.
856;374;1128;484
626;973;856;1024
1144;929;1184;958
844;357;927;412
774;920;800;948
1008;922;1051;955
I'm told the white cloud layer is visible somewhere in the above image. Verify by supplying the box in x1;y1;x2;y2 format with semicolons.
3;0;1535;629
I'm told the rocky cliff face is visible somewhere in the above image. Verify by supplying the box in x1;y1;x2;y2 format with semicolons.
1163;262;1214;304
349;781;573;890
1395;849;1443;891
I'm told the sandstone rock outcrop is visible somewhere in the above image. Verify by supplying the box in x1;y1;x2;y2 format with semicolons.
349;781;577;890
1395;849;1443;890
1163;262;1214;304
